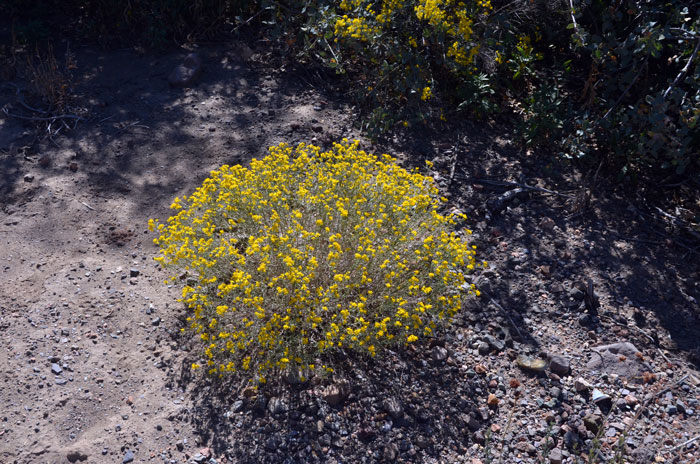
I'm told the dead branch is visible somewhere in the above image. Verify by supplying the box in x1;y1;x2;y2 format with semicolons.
2;108;84;122
472;178;577;199
664;37;700;99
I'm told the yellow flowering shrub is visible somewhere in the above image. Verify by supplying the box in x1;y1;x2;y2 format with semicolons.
150;140;480;381
322;0;494;131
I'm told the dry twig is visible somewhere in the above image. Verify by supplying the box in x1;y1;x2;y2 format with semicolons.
471;178;576;199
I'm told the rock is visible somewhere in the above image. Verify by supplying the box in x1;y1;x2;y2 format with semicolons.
564;430;581;450
231;400;245;413
516;355;547;373
322;384;346;406
383;397;404;420
569;287;585;301
414;435;430;450
540;217;556;232
487;394;499;407
122;450;135;463
574;377;592;392
592;389;612;410
431;345;448;362
69;162;78;172
584;413;602;434
578;314;591;326
130;268;140;278
383;442;399;461
587;342;652;382
51;363;63;375
676;400;687;414
24;174;34;182
66;449;88;462
485;335;505;352
192;448;211;463
168;53;203;88
268;397;288;415
477;341;491;355
151;317;161;326
251;395;267;413
54;377;68;385
549;447;563;464
551;283;564;293
466;415;480;431
549;355;570;376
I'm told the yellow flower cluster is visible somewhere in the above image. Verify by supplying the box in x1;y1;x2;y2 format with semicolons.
335;15;379;41
150;140;480;381
334;0;490;70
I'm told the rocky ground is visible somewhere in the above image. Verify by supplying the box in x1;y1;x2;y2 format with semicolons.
1;41;699;464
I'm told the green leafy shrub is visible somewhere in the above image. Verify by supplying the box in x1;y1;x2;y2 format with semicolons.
305;0;495;129
150;141;480;382
558;0;700;176
292;0;699;178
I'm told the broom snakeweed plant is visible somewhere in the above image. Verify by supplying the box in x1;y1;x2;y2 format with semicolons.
150;140;482;383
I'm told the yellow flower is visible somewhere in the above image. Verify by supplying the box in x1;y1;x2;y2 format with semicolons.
421;86;432;101
150;140;478;382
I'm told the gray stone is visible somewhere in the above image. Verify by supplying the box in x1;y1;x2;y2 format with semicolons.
231;400;245;413
587;342;651;382
151;317;161;326
192;452;208;463
676;400;687;414
485;335;505;352
574;377;592;392
514;441;536;455
414;435;430;449
130;268;140;278
122;450;134;463
54;377;68;385
383;443;399;461
66;449;88;462
569;287;585;301
592;389;612;410
51;363;62;375
431;345;448;362
466;414;480;431
584;413;602;434
168;53;203;88
477;341;491;355
268;396;288;415
322;384;346;406
549;447;563;464
516;355;547;373
549;355;570;376
383;397;404;420
564;430;580;449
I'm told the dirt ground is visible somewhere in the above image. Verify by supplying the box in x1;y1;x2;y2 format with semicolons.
1;42;699;464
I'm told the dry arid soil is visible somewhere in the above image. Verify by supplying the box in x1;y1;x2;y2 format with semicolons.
1;42;699;464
